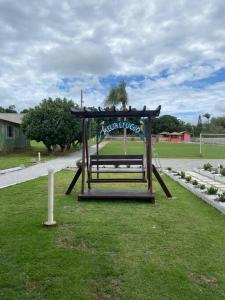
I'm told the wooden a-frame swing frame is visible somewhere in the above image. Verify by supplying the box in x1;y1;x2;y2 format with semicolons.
66;105;172;202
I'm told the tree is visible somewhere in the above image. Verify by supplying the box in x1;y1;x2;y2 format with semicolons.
22;98;81;152
0;105;17;113
203;113;211;124
104;81;128;109
20;109;29;113
208;116;225;133
153;115;184;133
104;81;128;153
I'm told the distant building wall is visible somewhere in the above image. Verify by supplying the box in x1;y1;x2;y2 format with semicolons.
0;120;30;151
182;132;191;142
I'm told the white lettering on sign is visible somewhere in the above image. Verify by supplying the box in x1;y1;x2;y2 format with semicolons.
101;121;144;140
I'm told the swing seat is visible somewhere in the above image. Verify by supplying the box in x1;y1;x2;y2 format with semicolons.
88;154;146;183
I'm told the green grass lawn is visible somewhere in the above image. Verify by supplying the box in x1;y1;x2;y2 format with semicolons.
0;140;75;170
0;139;96;170
0;141;51;169
100;140;225;159
1;171;225;299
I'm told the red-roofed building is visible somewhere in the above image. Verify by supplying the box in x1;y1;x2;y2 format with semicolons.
159;131;191;142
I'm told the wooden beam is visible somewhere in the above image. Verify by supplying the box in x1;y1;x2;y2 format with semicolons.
152;165;172;198
70;105;161;119
145;117;152;192
81;119;86;194
85;122;91;190
96;124;99;179
65;166;82;195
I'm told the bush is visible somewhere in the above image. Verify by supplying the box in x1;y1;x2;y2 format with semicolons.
180;171;185;179
207;186;218;195
192;180;198;186
220;168;225;177
185;176;191;182
203;163;212;171
199;184;206;190
217;192;225;202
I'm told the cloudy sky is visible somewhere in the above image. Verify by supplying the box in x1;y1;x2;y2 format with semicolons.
0;0;225;123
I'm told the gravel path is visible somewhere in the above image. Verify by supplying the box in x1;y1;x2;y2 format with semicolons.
0;143;105;189
1;148;225;189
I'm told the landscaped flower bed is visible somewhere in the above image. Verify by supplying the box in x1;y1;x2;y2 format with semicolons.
194;163;225;185
165;167;225;216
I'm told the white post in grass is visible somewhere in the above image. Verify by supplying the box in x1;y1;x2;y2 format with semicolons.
44;167;56;226
38;152;41;162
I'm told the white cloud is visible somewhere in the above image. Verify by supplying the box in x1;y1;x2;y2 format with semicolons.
0;0;225;123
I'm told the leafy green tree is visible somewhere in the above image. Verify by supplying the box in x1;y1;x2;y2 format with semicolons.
22;98;81;152
208;116;225;133
153;115;184;133
20;109;29;113
0;105;17;113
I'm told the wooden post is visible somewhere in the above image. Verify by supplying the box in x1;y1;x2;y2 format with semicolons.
96;124;99;179
81;119;86;194
146;117;152;192
85;121;91;190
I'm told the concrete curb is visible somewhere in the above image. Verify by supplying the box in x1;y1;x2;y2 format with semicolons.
165;171;225;216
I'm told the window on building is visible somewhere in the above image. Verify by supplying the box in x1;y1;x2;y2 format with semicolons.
6;125;14;138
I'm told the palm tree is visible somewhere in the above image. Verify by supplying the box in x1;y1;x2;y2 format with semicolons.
203;113;211;124
104;81;128;154
104;81;128;109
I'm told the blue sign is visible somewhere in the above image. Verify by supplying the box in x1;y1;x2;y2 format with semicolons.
99;121;145;141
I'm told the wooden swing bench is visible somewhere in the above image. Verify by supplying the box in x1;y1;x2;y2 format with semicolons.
66;105;172;201
88;154;146;183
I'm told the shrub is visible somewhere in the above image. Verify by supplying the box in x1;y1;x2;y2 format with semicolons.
217;192;225;202
199;184;206;190
220;168;225;177
207;186;218;195
192;180;198;186
185;176;191;182
180;171;186;179
203;163;212;171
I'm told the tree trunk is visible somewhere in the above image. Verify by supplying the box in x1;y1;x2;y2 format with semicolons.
44;143;53;153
